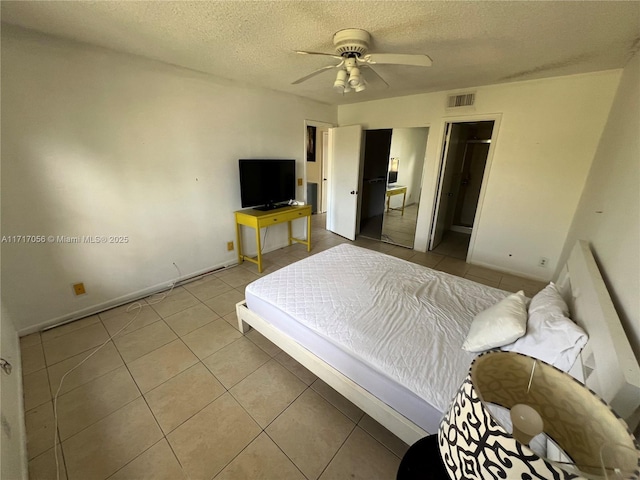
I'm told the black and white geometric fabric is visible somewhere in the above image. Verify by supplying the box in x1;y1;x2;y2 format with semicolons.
437;351;640;480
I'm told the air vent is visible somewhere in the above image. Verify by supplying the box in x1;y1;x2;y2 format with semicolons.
447;92;475;108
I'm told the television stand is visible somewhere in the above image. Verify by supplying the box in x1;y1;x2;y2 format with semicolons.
235;205;312;273
253;203;287;211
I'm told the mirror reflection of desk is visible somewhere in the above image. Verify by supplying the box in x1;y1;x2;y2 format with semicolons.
386;185;407;215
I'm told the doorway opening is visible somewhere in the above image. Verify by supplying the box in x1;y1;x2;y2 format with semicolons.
305;121;333;231
429;121;495;259
358;127;428;248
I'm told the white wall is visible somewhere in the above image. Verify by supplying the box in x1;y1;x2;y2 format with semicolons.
388;128;428;208
339;70;621;280
0;25;336;333
558;54;640;358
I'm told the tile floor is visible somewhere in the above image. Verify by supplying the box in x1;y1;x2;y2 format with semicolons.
21;214;546;480
381;204;418;248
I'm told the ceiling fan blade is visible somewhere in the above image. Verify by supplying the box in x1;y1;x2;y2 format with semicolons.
363;53;432;67
291;64;340;85
295;50;343;59
361;65;389;88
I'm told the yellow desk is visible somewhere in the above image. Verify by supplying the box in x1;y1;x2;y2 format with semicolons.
235;205;312;273
386;186;407;215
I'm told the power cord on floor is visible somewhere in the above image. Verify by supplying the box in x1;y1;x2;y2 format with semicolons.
53;263;182;480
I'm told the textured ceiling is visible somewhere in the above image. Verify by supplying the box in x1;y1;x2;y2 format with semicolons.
2;1;639;105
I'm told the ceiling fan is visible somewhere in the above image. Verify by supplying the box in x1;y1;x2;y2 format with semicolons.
292;28;432;93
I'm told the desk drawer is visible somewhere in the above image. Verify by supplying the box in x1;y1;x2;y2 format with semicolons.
263;209;308;224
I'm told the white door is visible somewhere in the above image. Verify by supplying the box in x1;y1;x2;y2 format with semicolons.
327;125;362;240
429;123;464;250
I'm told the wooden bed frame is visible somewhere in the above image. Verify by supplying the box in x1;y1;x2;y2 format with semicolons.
236;240;640;445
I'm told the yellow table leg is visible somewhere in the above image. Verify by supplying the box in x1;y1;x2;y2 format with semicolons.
401;191;407;216
306;215;311;251
287;220;292;246
255;226;263;273
236;221;243;264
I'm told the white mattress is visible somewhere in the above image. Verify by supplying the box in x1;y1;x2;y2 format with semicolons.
245;244;510;432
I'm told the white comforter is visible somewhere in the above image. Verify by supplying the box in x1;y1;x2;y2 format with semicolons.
246;243;509;411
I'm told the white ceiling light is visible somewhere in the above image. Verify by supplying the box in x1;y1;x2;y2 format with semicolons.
348;67;361;87
355;82;366;92
333;69;347;91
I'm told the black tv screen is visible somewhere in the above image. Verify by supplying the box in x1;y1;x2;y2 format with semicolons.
239;159;296;210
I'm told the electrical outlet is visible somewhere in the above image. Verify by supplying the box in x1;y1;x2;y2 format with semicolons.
73;282;86;295
538;257;549;268
227;241;234;251
297;178;303;186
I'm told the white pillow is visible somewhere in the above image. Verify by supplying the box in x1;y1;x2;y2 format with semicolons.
501;310;588;372
529;282;569;317
462;291;528;353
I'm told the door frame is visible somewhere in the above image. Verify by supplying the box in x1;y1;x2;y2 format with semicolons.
429;114;502;262
304;120;335;216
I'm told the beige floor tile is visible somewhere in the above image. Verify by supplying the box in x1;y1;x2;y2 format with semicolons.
202;337;270;389
21;342;46;375
181;318;242;360
310;379;364;423
183;275;234;301
56;365;141;440
145;362;225;434
434;256;470;277
408;251;445;269
47;341;123;397
113;320;177;363
204;290;246;317
28;447;67;480
230;360;306;428
214;266;261;289
214;432;305;480
358;415;409;458
266;389;355;479
222;311;239;328
465;274;501;289
386;246;416;261
23;368;52;411
167;393;260;480
42;322;110;366
271;253;301;268
101;306;161;338
20;332;42;348
319;427;401;479
127;339;198;393
238;256;281;276
25;401;56;460
274;351;317;385
62;397;162;480
163;303;219;337
109;439;187;480
41;315;100;343
466;264;504;283
98;299;148;320
499;273;547;295
245;329;282;357
148;287;200;318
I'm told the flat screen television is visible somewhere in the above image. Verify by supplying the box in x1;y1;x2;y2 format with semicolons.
239;159;296;210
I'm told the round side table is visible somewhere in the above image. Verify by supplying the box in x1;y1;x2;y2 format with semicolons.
396;435;450;480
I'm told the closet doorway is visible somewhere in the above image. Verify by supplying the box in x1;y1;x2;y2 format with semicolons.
429;121;496;259
359;127;428;248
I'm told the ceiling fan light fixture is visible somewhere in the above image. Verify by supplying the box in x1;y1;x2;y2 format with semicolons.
333;69;347;91
355;82;366;92
348;67;361;87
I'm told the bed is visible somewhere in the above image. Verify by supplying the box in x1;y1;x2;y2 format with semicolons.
235;240;640;446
